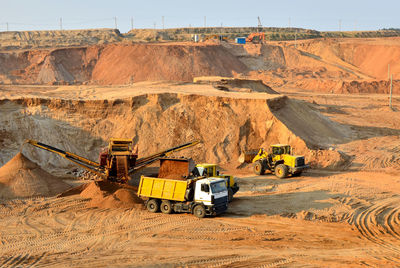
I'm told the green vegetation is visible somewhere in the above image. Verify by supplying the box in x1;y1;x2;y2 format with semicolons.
125;27;400;42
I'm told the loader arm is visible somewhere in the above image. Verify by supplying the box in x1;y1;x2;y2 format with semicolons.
130;140;200;173
24;139;106;177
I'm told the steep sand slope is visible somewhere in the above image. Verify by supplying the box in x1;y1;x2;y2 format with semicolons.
0;153;70;199
0;84;350;174
297;38;400;80
91;43;248;84
0;43;247;85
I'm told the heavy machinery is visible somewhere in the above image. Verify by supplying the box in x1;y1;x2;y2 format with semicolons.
246;32;266;43
250;144;310;178
194;163;239;202
246;16;265;43
24;139;200;183
138;175;228;218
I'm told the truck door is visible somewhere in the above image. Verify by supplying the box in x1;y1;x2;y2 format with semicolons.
195;182;211;204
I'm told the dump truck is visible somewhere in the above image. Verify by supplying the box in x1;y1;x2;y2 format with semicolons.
194;163;239;202
248;144;310;178
138;176;228;218
24;139;200;183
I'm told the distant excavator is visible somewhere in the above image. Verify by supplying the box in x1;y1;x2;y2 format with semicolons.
246;16;266;43
24;139;200;183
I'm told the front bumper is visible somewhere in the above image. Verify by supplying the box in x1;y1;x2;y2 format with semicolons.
207;196;228;216
290;164;310;173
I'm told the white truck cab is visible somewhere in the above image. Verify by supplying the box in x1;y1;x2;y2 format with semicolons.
194;178;228;215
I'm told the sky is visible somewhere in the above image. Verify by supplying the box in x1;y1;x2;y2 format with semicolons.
0;0;399;33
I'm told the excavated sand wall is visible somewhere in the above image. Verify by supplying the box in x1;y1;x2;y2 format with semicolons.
0;93;349;173
0;43;247;85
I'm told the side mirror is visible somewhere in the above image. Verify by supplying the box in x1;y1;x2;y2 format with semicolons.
201;184;210;193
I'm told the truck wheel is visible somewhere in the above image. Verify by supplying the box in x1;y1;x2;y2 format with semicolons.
147;199;159;213
253;161;265;175
160;200;173;214
193;205;206;218
228;188;233;202
275;164;288;179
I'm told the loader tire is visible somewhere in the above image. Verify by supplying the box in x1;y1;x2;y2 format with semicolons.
275;164;288;179
193;205;206;218
147;199;159;213
160;200;173;214
253;161;265;175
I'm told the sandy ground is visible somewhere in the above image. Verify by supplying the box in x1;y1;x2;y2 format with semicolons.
1;170;400;267
0;84;399;267
0;37;399;267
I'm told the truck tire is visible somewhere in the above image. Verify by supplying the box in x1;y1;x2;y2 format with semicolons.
253;160;265;175
147;199;159;213
275;164;288;179
160;200;173;214
193;205;206;218
228;188;233;202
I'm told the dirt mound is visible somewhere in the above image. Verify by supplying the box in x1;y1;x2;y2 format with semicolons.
193;76;278;93
0;153;70;199
334;79;400;94
79;180;143;209
0;43;247;85
91;43;248;84
1;88;350;172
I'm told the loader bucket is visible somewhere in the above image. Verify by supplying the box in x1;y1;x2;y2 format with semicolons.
238;150;259;163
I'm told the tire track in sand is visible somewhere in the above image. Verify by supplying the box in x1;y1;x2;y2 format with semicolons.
348;197;400;262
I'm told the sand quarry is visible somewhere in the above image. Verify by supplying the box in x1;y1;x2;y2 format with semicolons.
0;31;400;267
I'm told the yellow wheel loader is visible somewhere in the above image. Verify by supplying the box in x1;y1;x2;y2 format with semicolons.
251;144;309;178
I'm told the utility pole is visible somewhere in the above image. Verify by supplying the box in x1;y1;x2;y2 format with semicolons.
6;22;8;31
339;19;342;32
162;16;164;30
60;18;63;30
131;17;134;30
204;16;206;28
114;17;117;29
154;22;156;30
289;17;291;29
389;74;393;110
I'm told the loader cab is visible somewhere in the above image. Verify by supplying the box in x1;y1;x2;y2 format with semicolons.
195;164;218;177
271;144;291;155
271;144;291;162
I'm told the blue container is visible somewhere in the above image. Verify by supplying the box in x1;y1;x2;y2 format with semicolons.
235;37;246;44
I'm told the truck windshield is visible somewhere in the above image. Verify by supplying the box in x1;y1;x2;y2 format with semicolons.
210;181;226;193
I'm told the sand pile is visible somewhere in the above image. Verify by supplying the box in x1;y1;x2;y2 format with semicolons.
0;43;248;85
193;76;278;94
0;153;70;199
91;43;248;84
79;180;143;209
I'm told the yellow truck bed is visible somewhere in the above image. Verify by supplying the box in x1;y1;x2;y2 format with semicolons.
137;176;188;201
